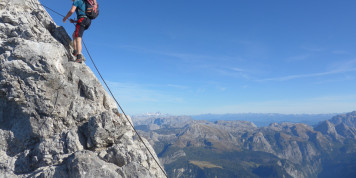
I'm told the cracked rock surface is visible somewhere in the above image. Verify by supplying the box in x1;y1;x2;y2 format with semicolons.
0;0;165;177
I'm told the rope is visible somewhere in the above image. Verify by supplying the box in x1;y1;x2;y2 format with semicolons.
37;3;168;178
82;40;168;177
40;4;66;18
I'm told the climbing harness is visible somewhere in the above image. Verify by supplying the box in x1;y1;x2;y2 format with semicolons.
36;3;168;177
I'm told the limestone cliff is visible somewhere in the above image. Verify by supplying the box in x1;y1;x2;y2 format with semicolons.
0;0;165;177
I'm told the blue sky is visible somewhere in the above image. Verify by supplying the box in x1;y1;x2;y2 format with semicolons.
41;0;356;115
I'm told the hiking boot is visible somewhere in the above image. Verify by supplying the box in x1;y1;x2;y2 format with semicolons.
75;54;83;63
72;50;78;56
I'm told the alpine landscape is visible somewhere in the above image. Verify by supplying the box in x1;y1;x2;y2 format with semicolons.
133;112;356;178
1;0;356;178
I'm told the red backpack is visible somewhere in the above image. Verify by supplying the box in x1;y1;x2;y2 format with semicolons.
85;0;99;19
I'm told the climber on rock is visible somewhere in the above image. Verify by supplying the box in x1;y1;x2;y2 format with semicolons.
63;0;91;63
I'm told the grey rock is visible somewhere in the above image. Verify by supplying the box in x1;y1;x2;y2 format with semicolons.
120;162;151;178
66;151;122;178
65;128;84;153
2;14;19;26
0;0;165;177
87;111;128;149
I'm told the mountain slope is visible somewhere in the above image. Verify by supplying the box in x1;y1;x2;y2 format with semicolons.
134;112;356;178
0;0;164;177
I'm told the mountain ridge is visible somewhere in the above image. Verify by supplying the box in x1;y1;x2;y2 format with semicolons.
133;111;356;177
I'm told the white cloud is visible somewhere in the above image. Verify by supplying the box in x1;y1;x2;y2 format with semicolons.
301;45;324;52
258;58;356;82
329;59;356;71
119;45;238;63
217;86;227;91
167;84;189;90
314;75;353;84
286;54;311;62
107;81;183;103
258;70;347;82
231;67;245;72
214;67;251;79
332;50;350;55
205;95;356;114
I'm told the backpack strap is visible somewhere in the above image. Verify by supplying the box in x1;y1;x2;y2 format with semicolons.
88;0;98;13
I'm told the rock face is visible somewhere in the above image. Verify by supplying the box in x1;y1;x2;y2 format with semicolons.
0;0;165;177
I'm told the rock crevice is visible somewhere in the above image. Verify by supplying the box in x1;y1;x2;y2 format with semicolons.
0;0;165;177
